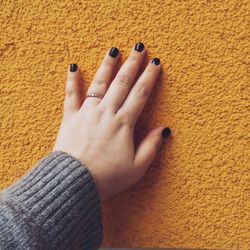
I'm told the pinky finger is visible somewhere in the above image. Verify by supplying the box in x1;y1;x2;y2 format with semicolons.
64;63;84;119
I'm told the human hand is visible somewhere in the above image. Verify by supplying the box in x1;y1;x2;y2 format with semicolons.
53;42;171;201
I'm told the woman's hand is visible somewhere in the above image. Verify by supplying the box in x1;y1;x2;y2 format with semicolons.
53;43;171;201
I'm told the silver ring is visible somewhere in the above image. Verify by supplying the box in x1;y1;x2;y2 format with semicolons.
85;93;104;99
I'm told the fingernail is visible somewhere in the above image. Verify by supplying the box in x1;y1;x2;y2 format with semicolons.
70;63;77;72
134;42;144;52
109;47;119;58
151;58;161;65
162;127;171;138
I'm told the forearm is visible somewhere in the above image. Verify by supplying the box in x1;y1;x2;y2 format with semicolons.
0;151;103;249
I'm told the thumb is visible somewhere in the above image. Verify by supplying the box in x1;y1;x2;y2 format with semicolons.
134;126;171;178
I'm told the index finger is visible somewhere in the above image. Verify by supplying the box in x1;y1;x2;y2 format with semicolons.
117;58;162;125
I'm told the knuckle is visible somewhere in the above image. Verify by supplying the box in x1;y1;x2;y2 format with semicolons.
92;78;108;87
94;79;107;86
92;107;104;123
135;84;149;98
65;81;81;98
116;73;131;87
65;90;82;99
94;104;113;121
116;111;134;128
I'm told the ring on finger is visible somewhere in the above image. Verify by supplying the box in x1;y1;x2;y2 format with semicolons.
85;93;104;99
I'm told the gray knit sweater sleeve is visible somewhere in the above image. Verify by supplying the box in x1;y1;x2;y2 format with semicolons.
0;150;103;250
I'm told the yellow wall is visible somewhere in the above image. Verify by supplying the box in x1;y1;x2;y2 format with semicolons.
0;0;249;249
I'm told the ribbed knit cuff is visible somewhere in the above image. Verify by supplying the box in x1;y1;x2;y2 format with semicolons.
4;150;103;249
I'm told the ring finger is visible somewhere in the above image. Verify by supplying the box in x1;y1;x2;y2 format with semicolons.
99;42;146;113
82;47;120;108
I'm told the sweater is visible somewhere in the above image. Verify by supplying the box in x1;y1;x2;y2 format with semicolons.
0;150;103;250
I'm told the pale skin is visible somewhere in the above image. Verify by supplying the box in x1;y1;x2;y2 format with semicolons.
53;43;170;201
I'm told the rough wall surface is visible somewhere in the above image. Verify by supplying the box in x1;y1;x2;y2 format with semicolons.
0;0;249;249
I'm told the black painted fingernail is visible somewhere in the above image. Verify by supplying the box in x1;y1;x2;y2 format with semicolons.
70;63;77;72
162;127;171;138
134;42;144;52
152;58;161;65
109;47;119;58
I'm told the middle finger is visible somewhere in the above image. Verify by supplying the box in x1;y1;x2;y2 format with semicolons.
99;42;146;112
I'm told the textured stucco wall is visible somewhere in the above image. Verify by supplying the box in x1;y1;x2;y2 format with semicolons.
0;0;249;249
